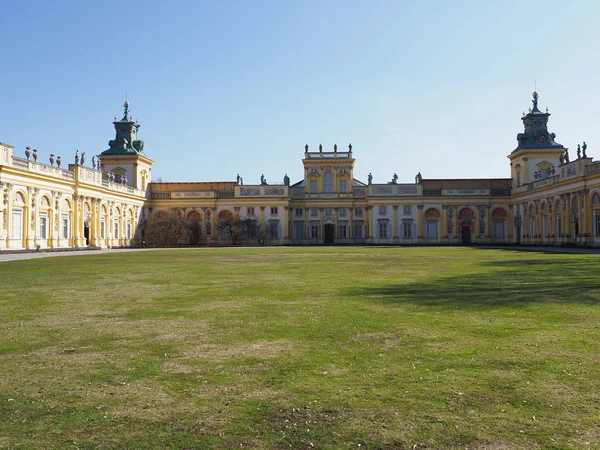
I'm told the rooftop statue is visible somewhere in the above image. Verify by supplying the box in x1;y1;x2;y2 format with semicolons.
583;141;587;158
368;173;373;185
577;144;581;159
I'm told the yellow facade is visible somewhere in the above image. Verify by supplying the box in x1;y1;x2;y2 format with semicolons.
2;95;600;251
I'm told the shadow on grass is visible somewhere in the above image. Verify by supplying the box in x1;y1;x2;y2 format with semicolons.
347;258;600;309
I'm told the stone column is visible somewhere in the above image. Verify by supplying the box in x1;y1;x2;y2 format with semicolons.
283;206;290;244
349;208;354;240
367;206;374;241
417;205;424;241
27;187;36;249
393;205;400;242
441;205;448;241
0;185;9;250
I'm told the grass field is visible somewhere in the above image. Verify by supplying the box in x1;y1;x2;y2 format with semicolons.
1;247;600;449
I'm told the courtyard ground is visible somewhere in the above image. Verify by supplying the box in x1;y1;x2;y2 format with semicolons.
1;247;599;449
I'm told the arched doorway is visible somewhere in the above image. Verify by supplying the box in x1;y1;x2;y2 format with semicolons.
491;208;507;241
187;211;202;245
218;210;234;243
458;208;475;245
424;208;440;240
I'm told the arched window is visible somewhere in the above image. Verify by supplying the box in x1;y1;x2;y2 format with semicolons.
324;171;333;193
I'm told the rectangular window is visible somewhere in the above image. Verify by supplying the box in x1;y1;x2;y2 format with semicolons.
324;172;333;193
310;179;318;193
379;222;388;238
493;219;505;239
338;208;346;217
403;222;412;238
311;225;319;239
101;220;106;239
426;220;438;239
247;207;255;216
114;221;119;239
339;224;347;238
530;219;535;237
127;221;132;239
269;223;278;238
340;180;347;193
62;216;69;239
543;216;549;237
403;205;411;215
294;222;304;238
311;208;319;217
325;208;332;215
12;211;23;241
353;223;363;238
557;215;562;236
270;207;278;215
479;217;485;234
595;214;600;237
355;208;363;217
295;208;303;217
39;216;47;239
379;206;387;215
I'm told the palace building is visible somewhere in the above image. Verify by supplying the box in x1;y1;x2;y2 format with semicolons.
1;92;600;251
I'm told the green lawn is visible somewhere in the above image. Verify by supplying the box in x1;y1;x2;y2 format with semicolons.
1;247;600;449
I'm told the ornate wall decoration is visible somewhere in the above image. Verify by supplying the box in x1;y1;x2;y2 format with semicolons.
240;187;260;196
397;185;418;195
264;187;284;196
373;186;393;195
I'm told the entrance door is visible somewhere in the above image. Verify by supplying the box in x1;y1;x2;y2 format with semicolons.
84;225;90;245
461;226;471;245
324;224;335;244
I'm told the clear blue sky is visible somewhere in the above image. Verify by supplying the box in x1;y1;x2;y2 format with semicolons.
2;0;599;185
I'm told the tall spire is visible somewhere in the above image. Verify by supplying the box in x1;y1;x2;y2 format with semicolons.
513;91;563;152
101;102;145;155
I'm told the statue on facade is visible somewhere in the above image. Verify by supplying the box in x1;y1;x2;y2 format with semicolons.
260;174;266;185
348;143;352;152
96;155;102;170
305;144;309;152
559;152;565;164
32;149;38;162
319;143;322;152
92;155;97;170
75;150;80;165
81;152;86;166
334;144;337;152
392;173;398;184
368;173;373;185
25;147;31;160
122;174;127;185
56;156;62;168
415;172;423;184
236;174;241;184
583;141;587;158
49;154;55;166
577;144;581;159
564;149;570;163
284;174;290;186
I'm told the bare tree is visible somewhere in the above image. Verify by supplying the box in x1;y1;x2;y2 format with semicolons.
146;210;189;246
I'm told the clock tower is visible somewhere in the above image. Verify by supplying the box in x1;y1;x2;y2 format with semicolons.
508;92;565;187
98;102;153;193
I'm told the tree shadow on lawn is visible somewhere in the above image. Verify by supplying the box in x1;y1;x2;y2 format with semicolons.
347;258;600;309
